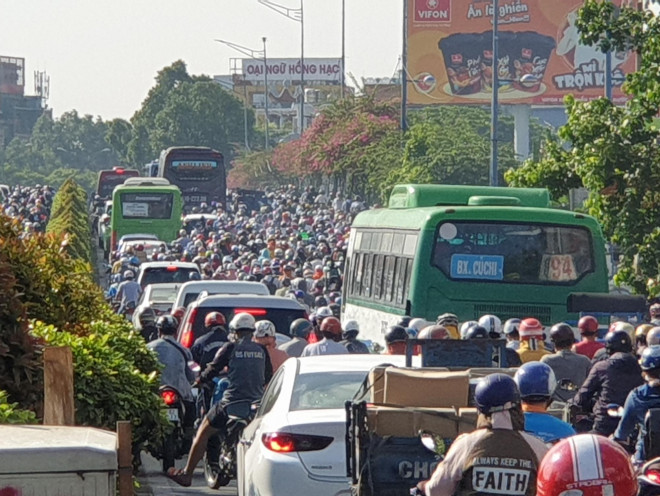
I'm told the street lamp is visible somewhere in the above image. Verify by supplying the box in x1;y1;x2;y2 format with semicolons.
258;0;305;132
216;39;269;150
490;0;500;187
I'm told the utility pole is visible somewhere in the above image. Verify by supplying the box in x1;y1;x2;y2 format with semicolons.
263;37;270;150
401;0;408;131
490;0;500;186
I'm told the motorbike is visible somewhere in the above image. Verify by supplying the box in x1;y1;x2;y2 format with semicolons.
157;385;194;472
203;397;258;489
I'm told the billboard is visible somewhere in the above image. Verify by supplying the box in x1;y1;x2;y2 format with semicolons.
406;0;635;106
0;56;25;96
241;58;342;83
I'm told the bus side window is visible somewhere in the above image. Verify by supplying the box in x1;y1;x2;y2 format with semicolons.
354;253;365;297
384;256;396;302
363;254;374;298
394;257;406;306
373;255;384;300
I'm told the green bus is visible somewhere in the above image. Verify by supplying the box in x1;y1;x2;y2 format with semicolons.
343;184;609;344
110;178;183;252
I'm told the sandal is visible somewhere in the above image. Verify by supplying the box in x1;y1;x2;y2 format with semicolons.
166;467;192;487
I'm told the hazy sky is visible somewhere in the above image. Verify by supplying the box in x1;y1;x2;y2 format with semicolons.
2;0;403;121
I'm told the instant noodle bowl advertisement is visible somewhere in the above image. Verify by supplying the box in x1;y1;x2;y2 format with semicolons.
407;0;635;106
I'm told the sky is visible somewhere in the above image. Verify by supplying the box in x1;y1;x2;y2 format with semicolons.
2;0;403;121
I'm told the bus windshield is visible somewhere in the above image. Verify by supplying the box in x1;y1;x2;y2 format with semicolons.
432;221;594;284
97;169;140;199
120;192;173;219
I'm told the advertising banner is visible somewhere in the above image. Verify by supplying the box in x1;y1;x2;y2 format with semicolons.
0;56;25;96
406;0;635;106
241;58;342;83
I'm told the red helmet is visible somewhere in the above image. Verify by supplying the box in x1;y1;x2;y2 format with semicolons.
204;311;226;328
320;316;342;336
519;318;543;340
171;306;186;322
537;434;637;496
578;315;599;335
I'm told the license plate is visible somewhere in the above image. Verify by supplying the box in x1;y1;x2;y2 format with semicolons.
167;408;179;422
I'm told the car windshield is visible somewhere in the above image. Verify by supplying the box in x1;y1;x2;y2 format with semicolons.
141;267;199;286
289;371;367;411
150;287;179;302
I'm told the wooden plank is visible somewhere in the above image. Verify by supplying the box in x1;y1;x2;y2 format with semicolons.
117;420;133;496
43;346;74;426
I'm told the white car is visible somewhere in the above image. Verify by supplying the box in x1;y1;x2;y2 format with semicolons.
236;354;411;496
136;261;200;288
131;283;181;328
172;280;269;309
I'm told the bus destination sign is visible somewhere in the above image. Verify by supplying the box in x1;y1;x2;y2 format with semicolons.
172;160;218;170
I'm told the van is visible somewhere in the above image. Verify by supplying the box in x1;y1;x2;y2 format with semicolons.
177;294;307;348
172;280;269;310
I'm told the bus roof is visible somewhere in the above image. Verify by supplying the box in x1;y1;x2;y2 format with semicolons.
160;146;223;156
388;184;551;209
123;177;171;187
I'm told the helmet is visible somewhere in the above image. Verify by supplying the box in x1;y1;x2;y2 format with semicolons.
155;315;178;335
189;271;201;281
648;327;660;346
137;306;156;326
478;314;502;337
409;318;429;333
460;320;478;339
640;345;660;371
130;256;140;266
204;311;226;329
397;316;412;328
465;325;489;339
123;269;134;279
605;330;633;354
328;303;341;318
578;315;599;335
651;303;660;317
255;320;276;338
320;316;342;336
229;312;256;332
537;434;637;496
343;319;359;333
314;296;328;308
436;313;459;328
513;362;557;401
385;325;409;344
418;325;451;340
549;323;575;347
290;318;313;339
519;318;544;340
474;373;520;415
636;324;654;345
316;306;333;320
503;318;521;336
171;306;186;322
609;321;634;338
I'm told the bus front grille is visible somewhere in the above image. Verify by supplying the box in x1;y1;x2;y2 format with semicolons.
473;304;552;323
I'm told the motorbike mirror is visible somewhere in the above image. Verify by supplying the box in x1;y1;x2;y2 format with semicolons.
188;361;201;375
606;403;623;418
419;431;446;457
557;378;578;392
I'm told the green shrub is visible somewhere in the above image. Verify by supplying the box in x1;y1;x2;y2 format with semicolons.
46;178;92;264
0;390;38;424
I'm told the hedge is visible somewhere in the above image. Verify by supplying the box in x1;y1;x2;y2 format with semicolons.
46;178;92;264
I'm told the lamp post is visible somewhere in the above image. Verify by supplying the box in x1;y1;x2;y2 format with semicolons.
257;0;305;132
341;0;345;99
490;0;500;187
216;39;269;150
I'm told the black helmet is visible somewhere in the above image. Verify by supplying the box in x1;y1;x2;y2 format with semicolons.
605;330;633;354
290;318;313;339
549;323;575;347
156;315;178;335
397;316;412;328
328;303;341;318
465;325;489;340
385;325;408;344
137;306;156;326
314;295;328;308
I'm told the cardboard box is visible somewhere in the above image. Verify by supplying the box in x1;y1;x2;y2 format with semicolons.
368;366;388;405
458;407;479;434
467;367;517;378
366;405;459;438
383;368;469;408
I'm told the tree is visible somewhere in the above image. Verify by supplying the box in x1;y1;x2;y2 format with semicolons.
506;1;660;296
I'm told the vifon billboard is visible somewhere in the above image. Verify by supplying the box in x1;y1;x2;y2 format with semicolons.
406;0;635;106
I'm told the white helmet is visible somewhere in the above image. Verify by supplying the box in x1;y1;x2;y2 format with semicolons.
460;320;479;339
478;314;502;337
229;312;256;332
255;320;276;337
316;306;333;319
409;318;429;332
343;319;360;333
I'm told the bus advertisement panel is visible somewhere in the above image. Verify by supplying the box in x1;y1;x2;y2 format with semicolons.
110;180;182;252
343;184;609;345
96;168;140;199
406;0;635;106
158;146;226;212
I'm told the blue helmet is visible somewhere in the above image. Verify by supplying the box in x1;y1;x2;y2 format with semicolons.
640;345;660;371
513;362;557;401
474;373;520;415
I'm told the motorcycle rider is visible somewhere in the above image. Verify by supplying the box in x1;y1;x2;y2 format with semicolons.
278;318;312;357
572;329;644;436
254;320;289;372
513;361;576;444
572;315;603;360
613;345;660;464
134;306;158;342
436;313;461;339
340;319;370;354
415;373;548;496
167;312;273;487
541;323;591;403
517;318;552;363
191;312;229;371
114;269;141;316
147;315;196;431
383;325;409;355
503;318;521;350
301;316;349;356
536;434;638;496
